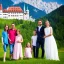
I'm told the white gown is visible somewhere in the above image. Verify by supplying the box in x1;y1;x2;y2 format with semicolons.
44;27;59;60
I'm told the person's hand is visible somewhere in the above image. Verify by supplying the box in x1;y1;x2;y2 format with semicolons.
9;39;12;43
17;40;21;43
43;36;46;38
9;39;11;42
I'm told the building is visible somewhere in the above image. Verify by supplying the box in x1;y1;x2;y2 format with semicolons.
0;4;29;20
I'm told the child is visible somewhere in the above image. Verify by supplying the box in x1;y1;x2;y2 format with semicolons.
2;25;9;62
31;30;37;58
13;29;23;60
24;42;32;58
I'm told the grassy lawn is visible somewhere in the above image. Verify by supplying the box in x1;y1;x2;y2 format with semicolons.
0;43;64;64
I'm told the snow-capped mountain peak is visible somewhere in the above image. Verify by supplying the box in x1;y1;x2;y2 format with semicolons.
12;0;62;14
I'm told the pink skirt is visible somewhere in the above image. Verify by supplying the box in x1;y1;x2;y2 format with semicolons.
13;43;23;60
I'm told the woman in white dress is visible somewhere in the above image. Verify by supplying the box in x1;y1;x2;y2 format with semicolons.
44;20;59;60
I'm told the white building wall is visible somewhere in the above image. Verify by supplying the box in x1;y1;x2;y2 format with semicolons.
2;13;8;19
0;10;29;20
23;13;29;20
0;10;2;13
8;13;24;20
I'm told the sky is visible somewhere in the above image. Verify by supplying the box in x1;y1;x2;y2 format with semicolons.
12;0;64;5
43;0;64;4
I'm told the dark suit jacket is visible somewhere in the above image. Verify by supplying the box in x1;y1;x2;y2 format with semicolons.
36;26;45;42
36;26;45;38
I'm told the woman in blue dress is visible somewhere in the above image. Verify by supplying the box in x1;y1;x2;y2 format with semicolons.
2;25;9;62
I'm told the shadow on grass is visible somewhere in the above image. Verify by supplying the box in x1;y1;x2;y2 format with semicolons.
0;57;10;61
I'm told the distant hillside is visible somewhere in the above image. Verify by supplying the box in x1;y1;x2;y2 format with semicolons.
0;0;13;9
37;5;64;48
45;5;64;20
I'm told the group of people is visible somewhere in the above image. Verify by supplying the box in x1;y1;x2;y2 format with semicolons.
2;20;59;62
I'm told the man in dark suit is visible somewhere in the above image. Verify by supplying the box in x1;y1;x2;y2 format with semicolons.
36;20;45;58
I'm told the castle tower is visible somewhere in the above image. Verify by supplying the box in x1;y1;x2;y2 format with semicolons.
26;5;29;14
23;4;29;20
24;3;26;13
26;5;29;20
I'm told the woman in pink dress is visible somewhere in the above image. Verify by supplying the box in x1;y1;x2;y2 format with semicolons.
13;29;23;60
24;43;32;58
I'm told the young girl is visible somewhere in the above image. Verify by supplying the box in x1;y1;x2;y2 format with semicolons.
44;20;59;60
2;25;9;62
31;30;37;58
13;29;23;60
24;42;32;58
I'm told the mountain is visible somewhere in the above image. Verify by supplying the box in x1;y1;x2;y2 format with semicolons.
43;5;64;23
14;2;46;19
12;0;62;14
0;0;13;9
0;0;62;19
37;5;64;48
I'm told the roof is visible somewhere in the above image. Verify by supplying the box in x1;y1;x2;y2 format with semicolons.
3;6;23;13
0;4;2;10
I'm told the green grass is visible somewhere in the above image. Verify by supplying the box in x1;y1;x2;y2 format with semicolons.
0;43;64;64
0;19;64;64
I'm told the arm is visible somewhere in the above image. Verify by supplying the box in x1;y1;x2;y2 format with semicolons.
20;38;23;43
8;34;11;41
8;30;11;41
44;27;53;38
24;48;26;57
31;48;32;54
2;37;4;45
31;39;33;49
18;35;23;43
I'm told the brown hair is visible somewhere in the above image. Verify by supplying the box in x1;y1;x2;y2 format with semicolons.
17;29;21;35
38;19;42;22
4;24;9;31
26;42;31;48
33;30;37;35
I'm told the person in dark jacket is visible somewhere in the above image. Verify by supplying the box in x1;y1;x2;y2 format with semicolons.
36;20;45;58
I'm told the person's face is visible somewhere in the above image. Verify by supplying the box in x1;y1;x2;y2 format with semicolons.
45;21;50;27
33;31;36;35
27;43;30;47
38;21;42;26
5;26;8;31
12;24;15;29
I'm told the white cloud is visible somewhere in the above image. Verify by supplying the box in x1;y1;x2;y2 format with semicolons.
12;0;23;4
